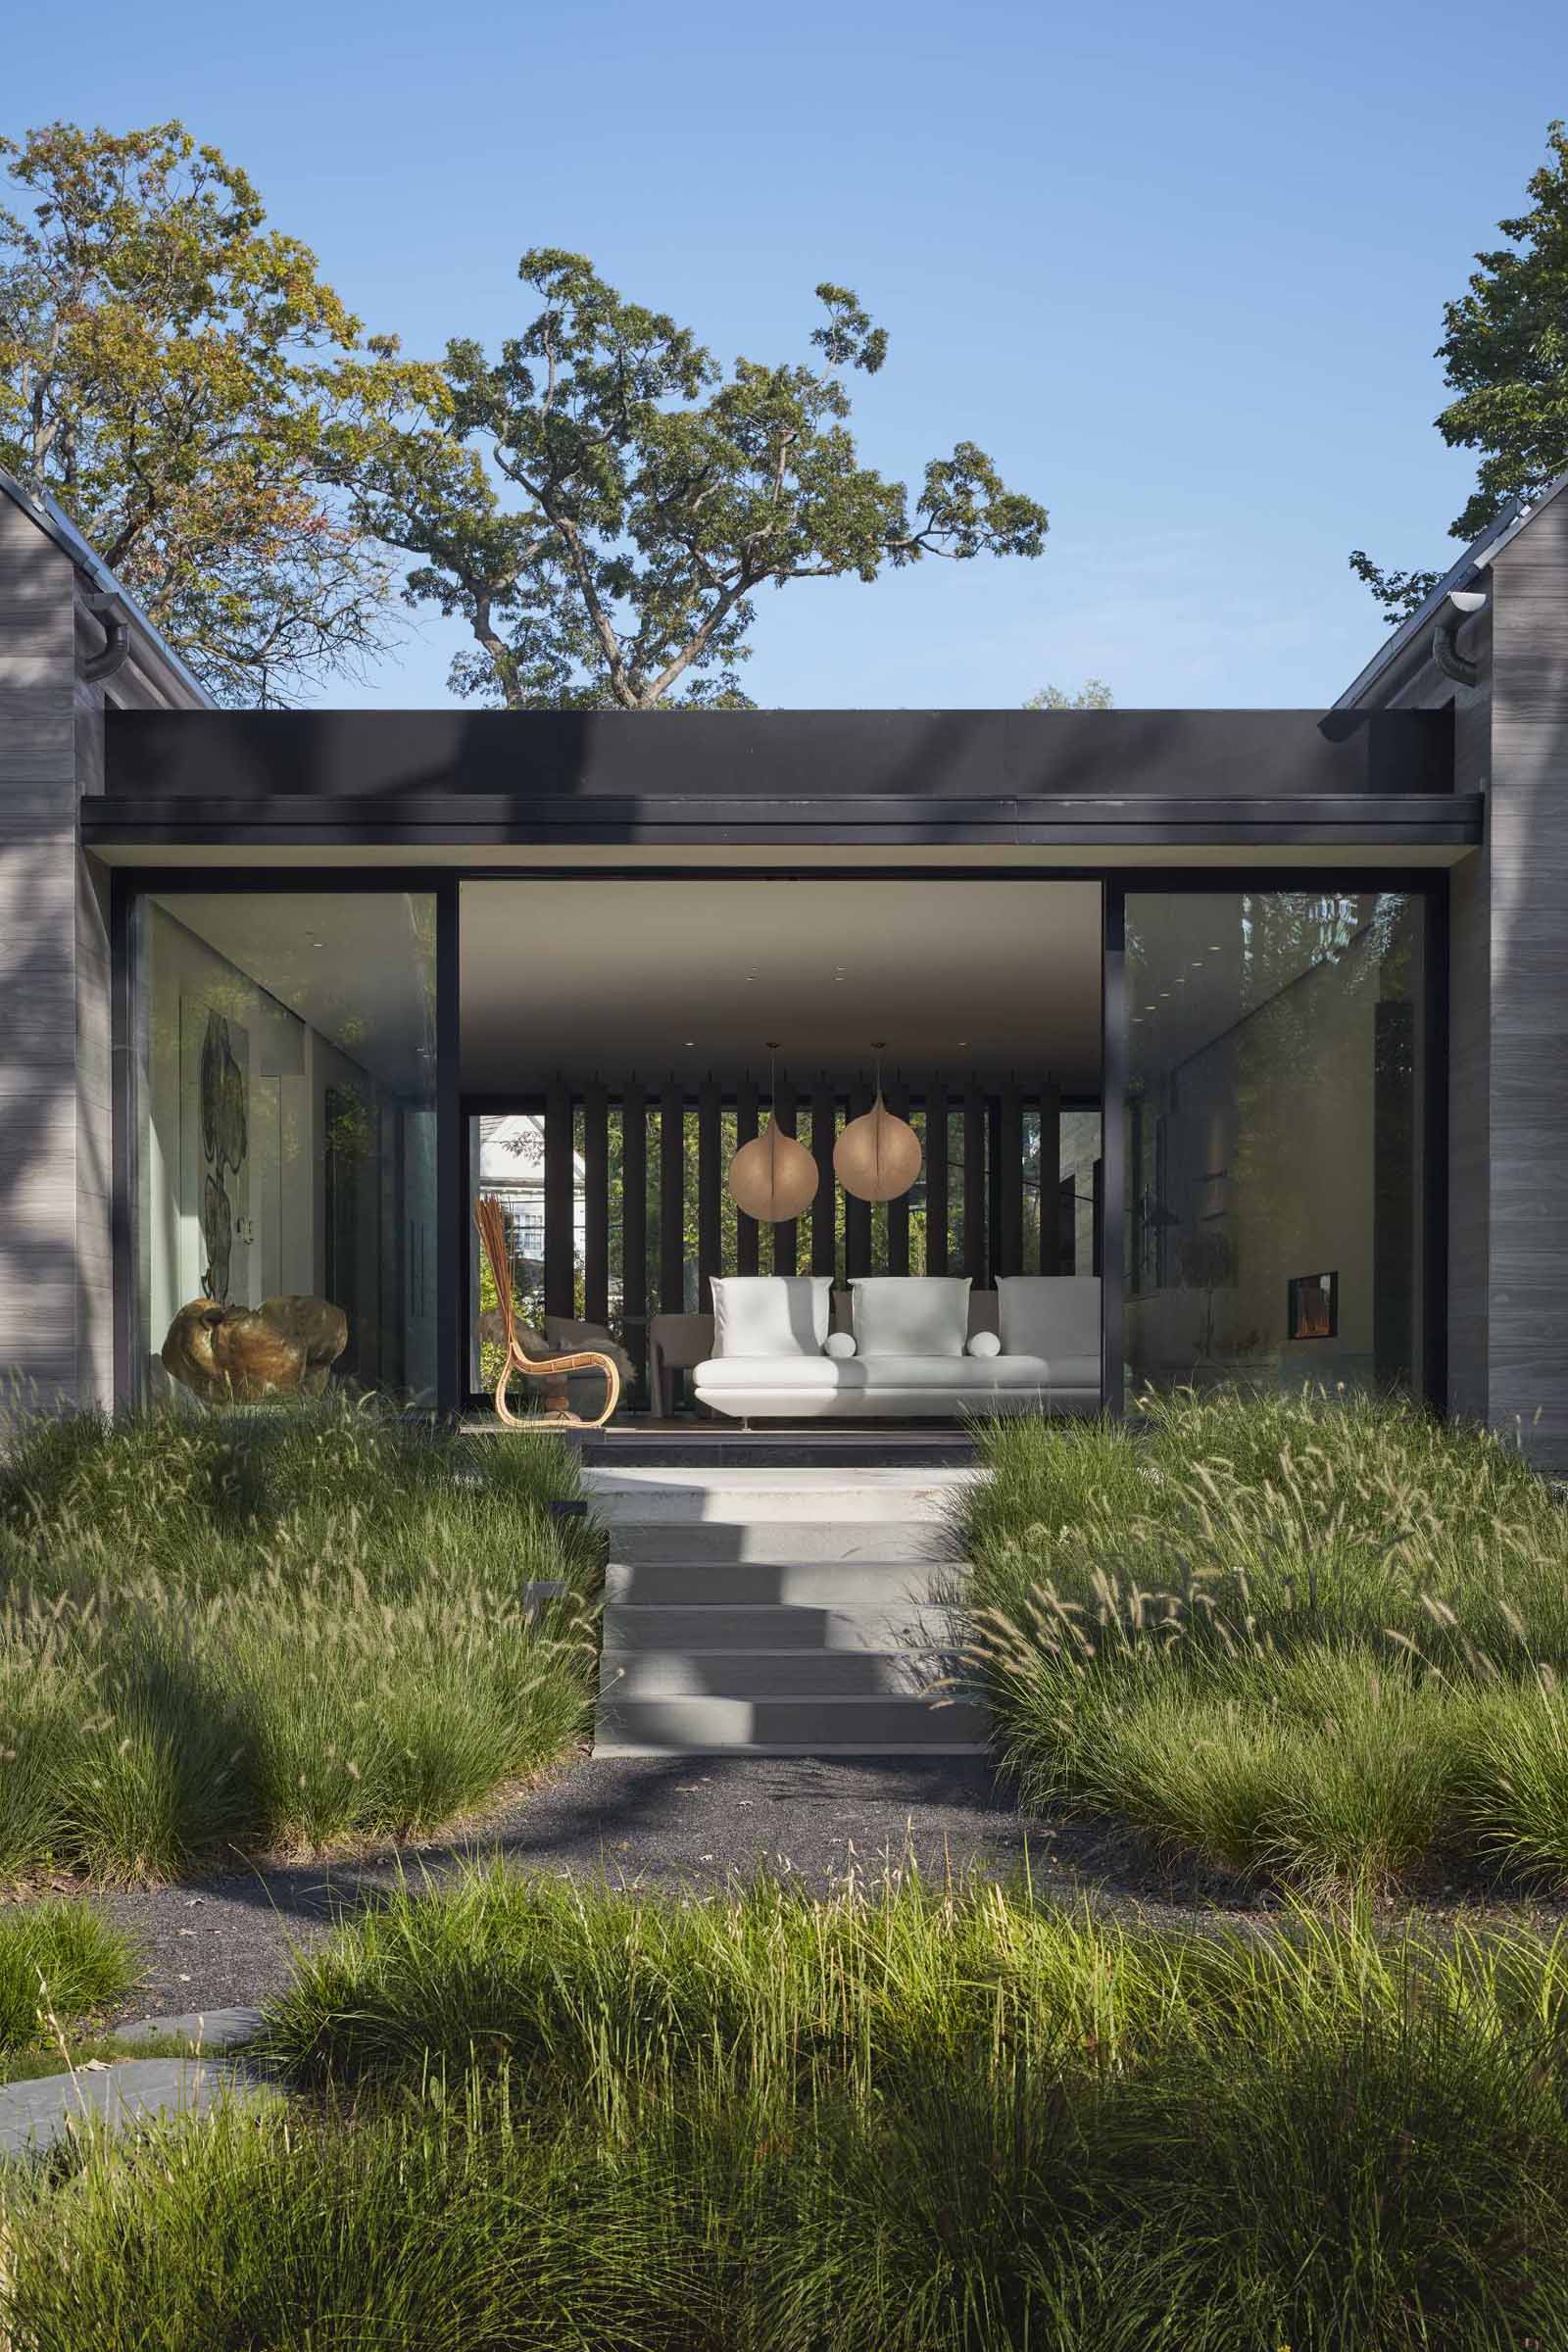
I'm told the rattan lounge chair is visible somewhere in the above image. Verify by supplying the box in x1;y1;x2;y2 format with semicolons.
474;1194;621;1429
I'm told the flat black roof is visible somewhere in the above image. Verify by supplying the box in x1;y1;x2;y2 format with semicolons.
93;706;1473;852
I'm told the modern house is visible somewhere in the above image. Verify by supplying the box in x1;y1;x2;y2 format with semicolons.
3;463;1563;1460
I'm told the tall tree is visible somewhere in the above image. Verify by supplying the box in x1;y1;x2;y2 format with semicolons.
360;251;1049;709
1352;121;1568;624
0;121;433;703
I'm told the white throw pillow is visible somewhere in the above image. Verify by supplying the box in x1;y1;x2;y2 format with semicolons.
851;1276;972;1358
823;1331;858;1358
710;1275;834;1358
965;1329;1002;1358
997;1276;1102;1361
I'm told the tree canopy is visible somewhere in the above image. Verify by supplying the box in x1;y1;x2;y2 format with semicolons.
0;121;435;703
1022;678;1113;710
1352;121;1568;624
359;250;1049;709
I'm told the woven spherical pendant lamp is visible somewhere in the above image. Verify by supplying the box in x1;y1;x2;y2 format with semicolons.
727;1047;819;1223
834;1046;922;1203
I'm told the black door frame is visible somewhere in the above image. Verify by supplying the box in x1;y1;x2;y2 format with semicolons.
1100;868;1448;1420
110;860;1449;1422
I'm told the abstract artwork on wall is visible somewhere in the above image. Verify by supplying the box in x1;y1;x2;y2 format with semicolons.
184;1005;250;1303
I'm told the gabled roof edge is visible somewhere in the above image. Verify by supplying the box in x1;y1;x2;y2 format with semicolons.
0;466;213;708
1333;472;1568;712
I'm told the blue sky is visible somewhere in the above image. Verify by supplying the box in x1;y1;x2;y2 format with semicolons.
12;0;1568;708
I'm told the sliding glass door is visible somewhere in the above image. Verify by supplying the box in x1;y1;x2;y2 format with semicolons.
1117;888;1430;1401
131;889;440;1405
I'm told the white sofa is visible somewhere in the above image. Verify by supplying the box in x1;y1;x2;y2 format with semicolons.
690;1274;1101;1422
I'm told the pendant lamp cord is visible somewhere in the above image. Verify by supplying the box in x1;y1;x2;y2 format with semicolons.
872;1041;885;1187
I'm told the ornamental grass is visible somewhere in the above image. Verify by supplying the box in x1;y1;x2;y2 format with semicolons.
0;1394;597;1880
960;1387;1568;1890
10;1869;1568;2348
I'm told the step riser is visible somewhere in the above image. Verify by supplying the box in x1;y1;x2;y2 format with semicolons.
587;1481;976;1527
600;1651;955;1698
605;1562;964;1608
603;1601;959;1652
609;1521;949;1565
595;1694;990;1752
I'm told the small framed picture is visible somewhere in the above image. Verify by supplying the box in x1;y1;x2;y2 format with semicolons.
1287;1272;1338;1341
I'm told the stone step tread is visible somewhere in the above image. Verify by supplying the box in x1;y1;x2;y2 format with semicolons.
594;1694;989;1749
604;1562;965;1607
603;1602;958;1651
594;1742;992;1758
600;1650;956;1697
608;1536;956;1569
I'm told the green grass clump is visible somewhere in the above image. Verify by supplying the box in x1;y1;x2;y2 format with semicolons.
960;1388;1568;1889
0;1395;598;1881
0;1899;138;2053
12;1872;1568;2347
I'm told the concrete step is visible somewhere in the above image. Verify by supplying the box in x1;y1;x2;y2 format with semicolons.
602;1600;959;1652
600;1648;953;1698
604;1560;963;1608
608;1520;946;1566
586;1470;977;1526
593;1691;990;1755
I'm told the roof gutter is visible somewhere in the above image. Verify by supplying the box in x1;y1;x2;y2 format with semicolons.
83;591;132;686
1430;588;1487;690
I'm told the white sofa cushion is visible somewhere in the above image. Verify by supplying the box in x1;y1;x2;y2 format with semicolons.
694;1352;1067;1395
710;1275;834;1357
998;1276;1102;1363
851;1276;971;1358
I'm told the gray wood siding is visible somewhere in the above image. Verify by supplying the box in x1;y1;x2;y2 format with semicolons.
1487;496;1568;1462
1375;612;1491;1424
0;498;84;1402
0;492;204;1409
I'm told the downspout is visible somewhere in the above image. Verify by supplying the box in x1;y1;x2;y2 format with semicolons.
1431;588;1487;689
82;590;131;686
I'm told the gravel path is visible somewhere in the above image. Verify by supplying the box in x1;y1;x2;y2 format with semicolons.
95;1751;1254;2023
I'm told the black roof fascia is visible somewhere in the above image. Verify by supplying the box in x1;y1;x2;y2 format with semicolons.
81;792;1480;851
103;706;1455;811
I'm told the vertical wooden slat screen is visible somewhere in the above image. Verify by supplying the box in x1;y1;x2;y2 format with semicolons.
844;1079;872;1278
660;1080;684;1312
773;1069;798;1275
1039;1076;1061;1272
962;1083;986;1284
697;1076;722;1308
582;1081;610;1323
988;1099;1004;1287
543;1074;574;1318
924;1076;948;1273
621;1079;646;1389
886;1075;910;1274
810;1079;836;1277
734;1073;760;1275
998;1080;1023;1277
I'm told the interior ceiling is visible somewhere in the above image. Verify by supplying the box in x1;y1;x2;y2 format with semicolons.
156;893;436;1093
460;879;1102;1093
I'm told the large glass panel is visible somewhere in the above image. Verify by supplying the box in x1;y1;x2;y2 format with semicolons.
135;892;438;1403
1123;891;1425;1397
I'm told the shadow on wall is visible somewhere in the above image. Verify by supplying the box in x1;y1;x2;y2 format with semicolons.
0;833;87;1408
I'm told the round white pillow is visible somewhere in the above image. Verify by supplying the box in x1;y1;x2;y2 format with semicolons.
965;1329;1002;1358
823;1331;858;1358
